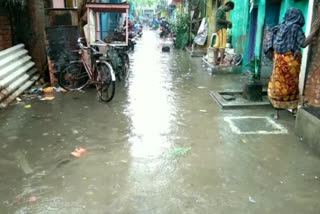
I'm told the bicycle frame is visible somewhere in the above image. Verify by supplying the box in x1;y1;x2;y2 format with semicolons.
77;47;116;83
79;50;95;81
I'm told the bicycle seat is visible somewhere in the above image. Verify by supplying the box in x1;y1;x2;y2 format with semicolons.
114;46;127;51
93;51;103;59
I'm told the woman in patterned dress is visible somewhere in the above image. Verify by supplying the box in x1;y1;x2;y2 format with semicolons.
265;8;320;120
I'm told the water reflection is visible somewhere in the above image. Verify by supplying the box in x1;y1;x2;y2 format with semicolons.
126;31;176;159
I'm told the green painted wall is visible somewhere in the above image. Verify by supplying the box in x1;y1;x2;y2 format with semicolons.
230;0;249;54
242;0;309;75
279;0;309;56
229;0;250;54
280;0;309;31
254;0;266;62
205;0;309;75
204;0;249;52
240;0;267;68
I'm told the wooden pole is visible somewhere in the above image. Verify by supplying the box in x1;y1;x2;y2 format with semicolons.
95;12;98;41
87;8;90;46
126;9;129;46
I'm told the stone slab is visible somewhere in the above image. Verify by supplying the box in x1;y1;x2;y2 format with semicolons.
210;91;271;109
295;107;320;155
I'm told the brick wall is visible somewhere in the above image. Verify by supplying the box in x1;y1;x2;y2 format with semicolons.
304;33;320;107
0;10;12;51
28;0;47;76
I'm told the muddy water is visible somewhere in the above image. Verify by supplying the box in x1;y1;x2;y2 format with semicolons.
1;31;320;214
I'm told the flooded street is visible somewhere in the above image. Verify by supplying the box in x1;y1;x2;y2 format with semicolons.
1;31;320;213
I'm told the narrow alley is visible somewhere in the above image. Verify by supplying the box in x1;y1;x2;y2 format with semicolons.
1;30;320;214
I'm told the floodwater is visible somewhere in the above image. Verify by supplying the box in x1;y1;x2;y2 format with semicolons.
1;30;320;214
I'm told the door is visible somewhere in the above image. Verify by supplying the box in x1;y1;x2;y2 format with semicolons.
261;0;281;78
247;7;258;63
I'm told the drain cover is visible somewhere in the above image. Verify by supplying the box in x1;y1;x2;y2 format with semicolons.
224;116;288;134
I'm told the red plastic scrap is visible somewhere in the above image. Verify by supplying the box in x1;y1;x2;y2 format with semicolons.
71;147;87;157
29;196;36;202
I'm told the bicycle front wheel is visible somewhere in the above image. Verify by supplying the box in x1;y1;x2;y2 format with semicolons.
96;63;115;102
58;61;89;90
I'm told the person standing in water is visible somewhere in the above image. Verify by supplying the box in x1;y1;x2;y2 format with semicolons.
213;1;235;66
265;8;320;120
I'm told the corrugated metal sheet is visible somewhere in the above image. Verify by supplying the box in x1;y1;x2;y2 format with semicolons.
0;44;40;108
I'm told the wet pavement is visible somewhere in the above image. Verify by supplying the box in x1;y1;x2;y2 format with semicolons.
1;30;320;214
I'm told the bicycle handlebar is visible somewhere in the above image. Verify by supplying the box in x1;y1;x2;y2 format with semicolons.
77;37;91;50
77;38;107;51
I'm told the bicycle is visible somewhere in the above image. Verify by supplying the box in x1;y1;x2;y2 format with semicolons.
90;39;130;83
105;43;130;83
58;38;116;102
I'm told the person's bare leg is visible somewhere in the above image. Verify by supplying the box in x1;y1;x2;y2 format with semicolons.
213;48;219;65
274;109;279;120
219;48;225;65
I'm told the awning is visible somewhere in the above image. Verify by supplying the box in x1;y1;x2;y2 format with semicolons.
168;0;180;6
86;3;129;13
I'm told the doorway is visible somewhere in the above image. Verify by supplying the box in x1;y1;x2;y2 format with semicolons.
261;0;281;79
246;7;258;63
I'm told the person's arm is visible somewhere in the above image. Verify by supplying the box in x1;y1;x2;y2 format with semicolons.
302;6;320;48
301;19;320;48
217;19;231;25
216;9;231;25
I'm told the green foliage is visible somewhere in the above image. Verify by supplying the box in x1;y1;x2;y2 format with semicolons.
170;8;189;49
175;32;189;50
245;59;255;72
245;57;259;78
170;147;191;159
129;0;159;8
170;8;188;34
189;0;206;8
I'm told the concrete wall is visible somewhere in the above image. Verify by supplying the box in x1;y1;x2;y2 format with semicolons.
0;0;48;75
28;0;47;75
53;0;65;8
295;107;320;155
304;8;320;107
0;10;12;51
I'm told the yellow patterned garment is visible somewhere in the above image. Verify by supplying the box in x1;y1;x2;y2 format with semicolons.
268;51;301;109
214;28;227;49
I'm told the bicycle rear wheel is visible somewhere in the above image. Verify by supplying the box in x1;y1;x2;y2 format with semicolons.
58;61;89;90
96;63;115;102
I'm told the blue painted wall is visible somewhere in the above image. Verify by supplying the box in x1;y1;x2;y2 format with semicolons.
100;0;123;40
247;8;258;63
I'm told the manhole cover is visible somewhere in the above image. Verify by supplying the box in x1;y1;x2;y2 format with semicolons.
224;116;288;134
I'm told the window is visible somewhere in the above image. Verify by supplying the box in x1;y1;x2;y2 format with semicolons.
74;0;78;8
